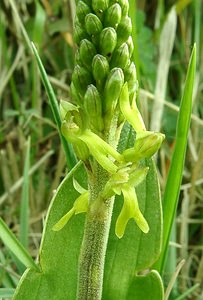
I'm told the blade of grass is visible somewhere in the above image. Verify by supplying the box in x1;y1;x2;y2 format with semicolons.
150;6;177;132
174;283;200;300
0;149;54;206
164;259;185;300
0;288;15;297
31;42;77;169
19;137;30;249
154;44;196;273
31;1;46;113
0;218;38;270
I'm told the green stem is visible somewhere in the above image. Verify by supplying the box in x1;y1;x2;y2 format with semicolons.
77;163;114;300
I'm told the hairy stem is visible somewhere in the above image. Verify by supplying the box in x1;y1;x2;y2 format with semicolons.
77;162;114;300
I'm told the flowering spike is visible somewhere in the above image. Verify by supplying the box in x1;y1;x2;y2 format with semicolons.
60;0;165;242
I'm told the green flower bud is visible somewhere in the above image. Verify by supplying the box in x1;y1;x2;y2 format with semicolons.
110;43;129;69
124;62;138;95
74;23;89;45
104;3;122;28
76;1;91;24
84;85;104;132
123;131;165;162
118;0;129;16
134;131;165;157
103;67;124;115
79;39;97;71
109;0;129;16
117;16;132;46
72;65;92;96
92;0;109;14
100;27;117;58
126;36;134;58
85;13;103;36
92;54;109;83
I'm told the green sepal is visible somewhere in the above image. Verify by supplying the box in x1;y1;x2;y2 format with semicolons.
99;27;117;58
79;39;97;71
92;54;109;84
85;13;103;36
52;191;89;231
72;65;92;96
110;43;129;69
117;16;132;46
103;67;124;115
104;3;122;28
115;185;149;238
84;84;104;132
76;1;91;24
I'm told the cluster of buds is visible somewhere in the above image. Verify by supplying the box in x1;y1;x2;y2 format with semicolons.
54;0;165;238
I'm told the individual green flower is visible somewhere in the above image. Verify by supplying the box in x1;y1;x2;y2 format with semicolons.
102;164;149;237
115;185;149;238
53;179;89;231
